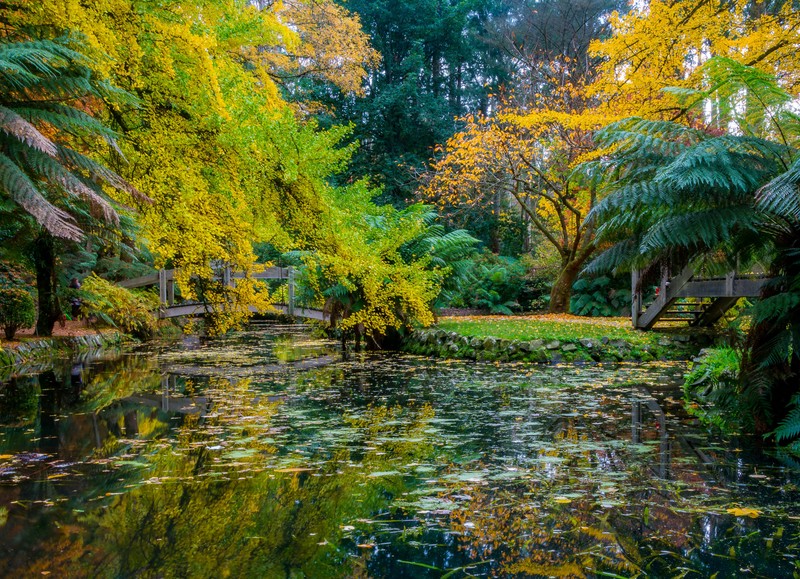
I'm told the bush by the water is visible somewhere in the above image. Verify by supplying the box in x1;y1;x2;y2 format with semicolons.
684;347;746;433
439;252;526;314
80;274;158;340
0;288;36;340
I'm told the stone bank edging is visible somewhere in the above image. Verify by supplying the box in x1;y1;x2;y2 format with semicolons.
0;331;125;369
403;328;700;364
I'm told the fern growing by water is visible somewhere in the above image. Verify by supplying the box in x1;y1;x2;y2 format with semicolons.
585;57;800;446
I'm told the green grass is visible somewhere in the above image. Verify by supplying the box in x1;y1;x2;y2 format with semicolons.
436;316;665;346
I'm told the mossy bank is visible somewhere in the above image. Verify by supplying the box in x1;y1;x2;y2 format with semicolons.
404;327;705;364
0;331;126;370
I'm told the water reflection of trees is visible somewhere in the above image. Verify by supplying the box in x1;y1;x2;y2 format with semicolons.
446;424;641;578
3;358;800;577
5;372;448;577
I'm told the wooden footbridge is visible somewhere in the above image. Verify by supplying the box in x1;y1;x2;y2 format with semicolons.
632;266;771;330
119;266;327;322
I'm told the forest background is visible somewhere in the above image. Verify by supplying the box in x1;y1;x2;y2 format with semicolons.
0;0;799;447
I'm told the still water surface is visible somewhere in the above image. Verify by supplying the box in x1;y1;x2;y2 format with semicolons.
0;322;799;577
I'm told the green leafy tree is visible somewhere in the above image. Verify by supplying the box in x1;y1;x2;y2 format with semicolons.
322;0;511;206
0;30;144;335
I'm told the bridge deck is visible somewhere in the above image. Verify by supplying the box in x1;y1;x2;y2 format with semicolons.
118;267;326;322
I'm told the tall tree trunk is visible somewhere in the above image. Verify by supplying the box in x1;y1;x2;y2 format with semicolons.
548;260;581;314
33;234;60;336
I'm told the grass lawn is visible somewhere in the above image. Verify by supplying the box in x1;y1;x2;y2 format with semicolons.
436;314;668;346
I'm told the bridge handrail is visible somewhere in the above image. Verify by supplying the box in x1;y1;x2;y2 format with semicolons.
116;266;326;321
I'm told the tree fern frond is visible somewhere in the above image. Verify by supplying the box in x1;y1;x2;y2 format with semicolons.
756;330;793;370
57;146;148;203
756;157;800;223
16;105;118;141
750;292;800;324
640;206;759;253
0;105;58;156
0;152;82;239
660;136;781;195
583;239;639;275
700;56;792;136
21;148;119;224
596;117;705;148
590;180;673;221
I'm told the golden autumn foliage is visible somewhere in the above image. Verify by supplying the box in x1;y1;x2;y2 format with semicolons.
303;189;444;338
589;0;800;119
422;104;611;312
7;0;402;335
268;0;381;97
423;0;800;316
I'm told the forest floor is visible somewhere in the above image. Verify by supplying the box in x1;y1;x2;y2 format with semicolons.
1;320;112;349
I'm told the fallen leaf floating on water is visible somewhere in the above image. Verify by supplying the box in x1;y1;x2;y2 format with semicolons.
726;507;761;518
274;467;314;473
554;497;572;504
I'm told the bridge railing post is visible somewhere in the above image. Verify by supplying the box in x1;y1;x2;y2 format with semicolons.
631;269;641;328
725;271;735;296
288;267;295;316
158;269;167;307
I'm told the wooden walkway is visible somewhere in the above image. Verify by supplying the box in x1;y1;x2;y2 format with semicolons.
632;266;771;330
119;266;327;322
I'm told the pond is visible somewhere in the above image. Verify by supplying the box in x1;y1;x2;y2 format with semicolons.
0;322;798;578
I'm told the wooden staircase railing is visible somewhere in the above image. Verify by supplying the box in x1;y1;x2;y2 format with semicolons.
632;266;771;330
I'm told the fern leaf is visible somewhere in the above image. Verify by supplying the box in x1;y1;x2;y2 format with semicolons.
0;105;57;156
774;398;800;442
0;152;82;239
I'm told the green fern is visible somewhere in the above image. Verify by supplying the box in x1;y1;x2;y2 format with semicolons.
0;34;145;240
774;396;800;443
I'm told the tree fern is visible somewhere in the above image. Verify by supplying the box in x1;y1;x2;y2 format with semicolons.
583;61;800;448
640;206;761;254
774;396;800;443
0;153;82;239
756;157;800;223
0;34;144;240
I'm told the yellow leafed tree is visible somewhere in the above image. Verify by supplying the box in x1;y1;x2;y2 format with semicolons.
588;0;800;120
17;0;377;334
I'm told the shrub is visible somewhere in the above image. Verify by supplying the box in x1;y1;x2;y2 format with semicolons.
80;274;158;340
521;266;556;312
0;261;31;289
683;347;745;433
0;288;36;340
440;252;526;314
570;275;632;317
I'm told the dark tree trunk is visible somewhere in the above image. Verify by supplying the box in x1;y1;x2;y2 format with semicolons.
547;242;596;314
548;261;581;314
33;234;60;336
